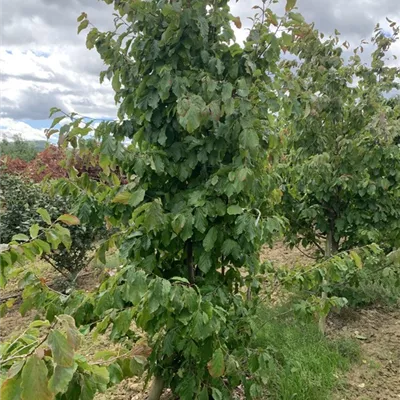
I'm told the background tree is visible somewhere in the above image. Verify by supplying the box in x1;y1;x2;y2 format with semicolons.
0;134;39;162
279;21;400;258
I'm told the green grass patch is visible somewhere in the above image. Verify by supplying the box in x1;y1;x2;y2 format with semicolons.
251;306;359;400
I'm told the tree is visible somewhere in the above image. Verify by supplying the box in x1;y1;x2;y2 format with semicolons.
274;19;400;333
0;134;38;162
0;1;301;399
279;21;400;258
0;173;99;280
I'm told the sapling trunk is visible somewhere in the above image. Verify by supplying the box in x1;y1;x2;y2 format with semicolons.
148;376;164;400
318;229;337;334
186;240;195;284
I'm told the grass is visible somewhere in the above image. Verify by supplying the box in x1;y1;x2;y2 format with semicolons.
251;306;360;400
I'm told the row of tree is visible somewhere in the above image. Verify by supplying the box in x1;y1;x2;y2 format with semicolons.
0;1;399;399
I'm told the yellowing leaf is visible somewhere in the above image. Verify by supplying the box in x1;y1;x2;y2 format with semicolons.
350;251;363;269
48;330;74;367
112;191;131;204
56;214;80;226
285;0;297;12
1;375;22;400
207;348;225;378
21;355;53;400
232;16;242;29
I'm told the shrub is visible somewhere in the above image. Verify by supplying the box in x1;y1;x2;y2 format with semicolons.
0;173;97;279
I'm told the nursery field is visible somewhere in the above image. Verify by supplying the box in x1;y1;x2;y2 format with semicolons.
1;0;400;399
1;245;398;399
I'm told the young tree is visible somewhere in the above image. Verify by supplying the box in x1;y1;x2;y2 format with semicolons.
0;1;301;399
279;22;400;258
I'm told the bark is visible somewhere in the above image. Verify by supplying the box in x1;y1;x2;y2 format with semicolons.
148;376;164;400
318;229;338;334
186;240;195;284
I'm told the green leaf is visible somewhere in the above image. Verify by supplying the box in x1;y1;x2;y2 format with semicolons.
56;214;80;226
35;239;51;254
29;224;40;239
221;239;240;259
198;387;209;400
198;252;212;274
227;205;243;215
203;227;218;252
221;82;233;101
37;208;51;225
21;355;53;400
1;376;22;400
207;348;225;378
288;12;304;23
112;70;121;92
194;208;207;233
48;330;74;367
285;0;297;12
128;189;146;207
48;364;77;395
236;78;249;97
172;214;186;235
80;375;96;400
94;291;114;316
239;129;259;150
12;234;29;242
78;19;89;34
124;270;147;305
177;95;207;133
211;388;223;400
49;116;65;129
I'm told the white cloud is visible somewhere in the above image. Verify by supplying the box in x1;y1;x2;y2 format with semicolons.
0;118;47;141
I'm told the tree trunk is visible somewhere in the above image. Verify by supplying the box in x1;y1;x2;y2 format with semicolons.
318;229;337;334
148;376;164;400
186;240;195;284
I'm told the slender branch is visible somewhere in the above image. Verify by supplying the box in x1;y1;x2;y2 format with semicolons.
295;245;318;260
1;321;57;365
42;254;71;281
0;291;22;303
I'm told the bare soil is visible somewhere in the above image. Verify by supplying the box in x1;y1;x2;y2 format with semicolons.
330;308;400;400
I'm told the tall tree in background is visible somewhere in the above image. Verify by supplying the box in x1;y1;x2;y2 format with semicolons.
279;21;400;258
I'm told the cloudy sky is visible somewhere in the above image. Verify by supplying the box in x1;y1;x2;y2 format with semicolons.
1;0;399;141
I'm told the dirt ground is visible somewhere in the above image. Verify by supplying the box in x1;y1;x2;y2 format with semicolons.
1;244;399;400
330;308;400;400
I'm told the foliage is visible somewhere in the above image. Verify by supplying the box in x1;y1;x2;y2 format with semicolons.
268;245;400;318
0;0;307;399
0;135;38;162
279;21;400;255
250;306;359;400
1;145;67;183
0;174;97;279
